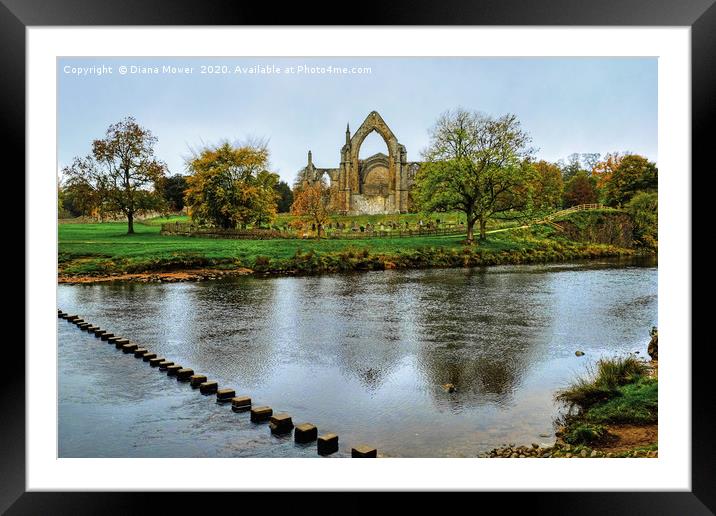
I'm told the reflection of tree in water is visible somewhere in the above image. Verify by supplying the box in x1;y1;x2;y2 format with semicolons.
414;268;553;412
328;273;411;391
332;325;404;392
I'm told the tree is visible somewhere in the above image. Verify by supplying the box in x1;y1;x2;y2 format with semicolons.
60;174;104;219
184;142;279;229
626;191;658;249
581;153;601;173
414;108;534;243
156;174;189;212
560;153;583;181
563;171;598;207
602;154;657;207
62;117;168;233
529;160;564;211
591;152;622;192
559;152;600;181
290;179;333;237
274;181;294;213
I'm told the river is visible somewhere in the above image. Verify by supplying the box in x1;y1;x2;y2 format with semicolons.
58;257;657;457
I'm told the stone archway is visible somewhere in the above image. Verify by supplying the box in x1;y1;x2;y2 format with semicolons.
349;112;399;193
338;111;409;214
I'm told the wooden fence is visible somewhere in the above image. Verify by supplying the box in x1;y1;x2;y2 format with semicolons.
160;221;467;240
160;222;297;239
160;205;608;241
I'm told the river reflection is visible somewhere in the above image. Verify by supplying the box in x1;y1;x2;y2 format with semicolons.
58;257;657;457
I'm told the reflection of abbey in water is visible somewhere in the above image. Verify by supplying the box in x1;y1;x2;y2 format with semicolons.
296;111;422;215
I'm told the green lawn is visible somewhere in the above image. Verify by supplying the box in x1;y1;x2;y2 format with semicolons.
58;210;634;276
59;220;524;273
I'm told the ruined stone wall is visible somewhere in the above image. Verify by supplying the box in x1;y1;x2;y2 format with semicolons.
350;194;391;215
296;112;425;215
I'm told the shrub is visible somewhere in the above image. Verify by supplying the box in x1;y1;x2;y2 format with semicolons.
556;355;648;409
626;191;657;249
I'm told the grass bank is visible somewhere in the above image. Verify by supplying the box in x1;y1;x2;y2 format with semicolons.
554;355;657;447
483;355;658;458
58;216;637;280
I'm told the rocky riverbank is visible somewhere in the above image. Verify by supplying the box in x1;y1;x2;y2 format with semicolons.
480;438;658;458
483;335;659;459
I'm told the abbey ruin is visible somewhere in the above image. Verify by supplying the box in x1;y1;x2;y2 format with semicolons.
296;111;422;215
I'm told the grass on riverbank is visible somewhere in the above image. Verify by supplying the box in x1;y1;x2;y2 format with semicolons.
555;356;657;447
58;218;635;277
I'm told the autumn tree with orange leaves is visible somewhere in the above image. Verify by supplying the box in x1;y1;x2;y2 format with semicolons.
290;179;334;237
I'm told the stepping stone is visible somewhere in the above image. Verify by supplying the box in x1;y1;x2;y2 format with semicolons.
167;365;182;376
317;433;339;455
73;319;85;325
158;361;174;371
142;353;157;362
149;357;165;367
351;445;377;458
250;406;273;423
100;333;114;341
108;336;120;344
231;396;251;411
294;423;318;443
86;326;99;332
133;348;148;358
78;323;90;329
66;315;79;322
176;368;194;381
93;330;105;337
121;343;138;353
115;338;130;346
216;388;235;401
200;381;218;394
190;375;208;387
269;413;294;434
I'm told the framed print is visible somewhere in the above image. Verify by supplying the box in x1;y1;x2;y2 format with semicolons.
5;0;712;512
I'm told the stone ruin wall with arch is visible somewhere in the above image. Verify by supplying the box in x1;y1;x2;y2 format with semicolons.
296;111;422;215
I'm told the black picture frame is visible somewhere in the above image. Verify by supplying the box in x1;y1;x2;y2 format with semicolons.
4;0;710;512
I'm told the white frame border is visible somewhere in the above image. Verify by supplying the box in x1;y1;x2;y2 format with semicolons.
27;27;690;491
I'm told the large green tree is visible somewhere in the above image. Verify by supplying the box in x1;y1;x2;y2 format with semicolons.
414;109;534;243
62;117;168;233
184;142;279;229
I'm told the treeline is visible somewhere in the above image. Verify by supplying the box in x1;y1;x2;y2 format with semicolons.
542;152;658;248
412;108;657;245
59;114;657;249
58;117;293;232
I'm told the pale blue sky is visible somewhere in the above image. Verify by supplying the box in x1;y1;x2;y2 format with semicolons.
58;57;657;184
